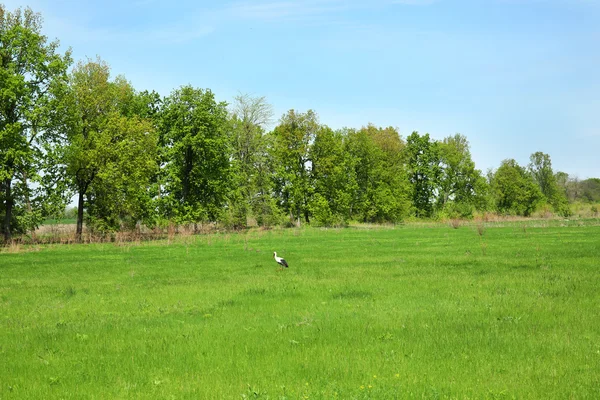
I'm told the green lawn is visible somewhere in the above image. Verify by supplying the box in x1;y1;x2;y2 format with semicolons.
1;222;600;399
41;218;78;226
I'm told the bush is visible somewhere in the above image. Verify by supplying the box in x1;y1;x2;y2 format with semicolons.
438;202;474;220
309;194;348;227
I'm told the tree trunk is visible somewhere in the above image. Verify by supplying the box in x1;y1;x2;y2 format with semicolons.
22;171;36;241
2;178;13;243
182;146;193;203
76;189;85;242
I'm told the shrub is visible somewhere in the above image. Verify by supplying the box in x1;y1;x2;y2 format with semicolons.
309;193;348;227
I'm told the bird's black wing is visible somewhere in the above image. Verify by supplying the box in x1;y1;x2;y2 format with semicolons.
280;258;289;268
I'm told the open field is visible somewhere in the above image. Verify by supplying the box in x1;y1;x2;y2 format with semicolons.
1;222;600;399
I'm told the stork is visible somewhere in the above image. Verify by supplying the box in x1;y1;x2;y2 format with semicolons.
273;252;289;270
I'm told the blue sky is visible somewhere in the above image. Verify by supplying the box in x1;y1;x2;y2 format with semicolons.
6;0;600;178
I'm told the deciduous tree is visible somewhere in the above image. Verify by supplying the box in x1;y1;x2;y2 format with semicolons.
437;133;488;217
0;5;71;241
490;159;543;216
309;126;356;225
159;85;230;226
528;151;569;215
405;132;441;218
59;58;157;238
269;109;318;225
346;125;410;222
228;94;273;228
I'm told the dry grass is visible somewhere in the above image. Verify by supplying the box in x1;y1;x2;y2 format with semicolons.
449;219;461;229
3;213;598;252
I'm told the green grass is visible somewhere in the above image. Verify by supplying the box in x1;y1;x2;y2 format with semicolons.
1;223;600;399
40;218;77;226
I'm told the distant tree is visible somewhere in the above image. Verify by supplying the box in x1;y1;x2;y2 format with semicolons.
555;172;579;202
228;94;273;228
581;178;600;203
437;134;488;217
251;134;282;227
489;159;543;216
345;125;410;223
269;109;318;225
158;85;230;226
405;132;441;218
528;152;569;215
0;5;72;241
309;126;356;225
555;173;600;204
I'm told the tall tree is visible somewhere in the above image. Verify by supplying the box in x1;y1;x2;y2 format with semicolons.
269;109;318;225
0;5;72;241
437;133;488;216
59;58;157;238
345;125;410;222
159;85;230;225
62;59;113;239
309;126;356;225
580;178;600;203
555;172;580;202
490;159;543;216
83;114;157;232
528;151;568;215
405;132;441;218
228;94;273;228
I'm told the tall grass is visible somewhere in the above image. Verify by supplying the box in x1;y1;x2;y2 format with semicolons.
1;224;599;398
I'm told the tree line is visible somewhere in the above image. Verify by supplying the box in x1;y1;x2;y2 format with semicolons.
1;6;599;243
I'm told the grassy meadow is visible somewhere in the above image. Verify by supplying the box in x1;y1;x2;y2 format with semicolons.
1;221;600;399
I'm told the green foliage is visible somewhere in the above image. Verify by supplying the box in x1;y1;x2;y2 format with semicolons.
346;126;410;223
528;152;569;215
405;132;441;218
308;192;347;227
581;178;600;203
0;5;72;240
2;6;598;241
490;159;544;216
228;94;273;228
269;109;318;225
84;113;157;232
64;206;78;220
56;58;158;236
437;201;475;220
528;152;556;199
158;85;230;224
309;126;356;225
438;134;488;214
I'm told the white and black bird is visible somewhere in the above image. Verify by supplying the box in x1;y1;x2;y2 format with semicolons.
273;252;289;270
